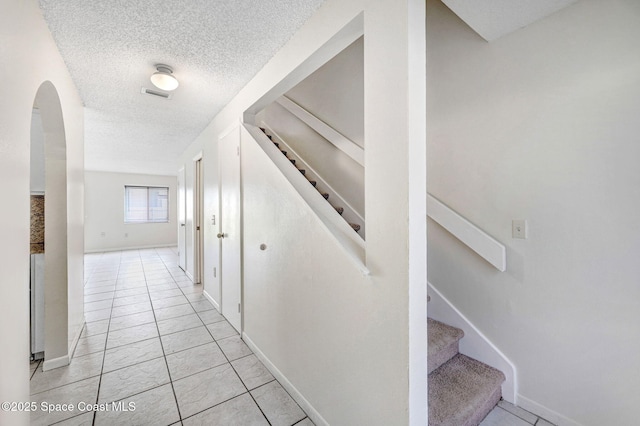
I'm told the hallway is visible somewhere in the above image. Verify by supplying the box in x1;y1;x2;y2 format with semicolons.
29;247;313;426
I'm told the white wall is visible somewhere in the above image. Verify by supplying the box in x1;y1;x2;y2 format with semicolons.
30;110;45;193
427;0;640;425
259;102;365;215
256;36;365;224
0;0;85;423
84;171;177;252
286;36;364;148
177;0;427;424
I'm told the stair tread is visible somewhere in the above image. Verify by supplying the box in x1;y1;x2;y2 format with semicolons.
429;354;505;426
428;318;464;357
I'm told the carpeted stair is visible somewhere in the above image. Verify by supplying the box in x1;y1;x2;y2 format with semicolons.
428;318;505;426
260;127;362;234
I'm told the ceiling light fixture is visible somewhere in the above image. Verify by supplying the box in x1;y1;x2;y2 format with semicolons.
150;64;179;91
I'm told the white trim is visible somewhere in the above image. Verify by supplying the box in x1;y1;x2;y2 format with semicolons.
203;290;220;311
42;354;69;371
276;96;365;166
83;244;176;254
408;0;428;422
185;270;194;282
427;282;517;404
243;123;369;275
193;155;203;284
517;395;584;426
242;332;329;426
427;193;506;271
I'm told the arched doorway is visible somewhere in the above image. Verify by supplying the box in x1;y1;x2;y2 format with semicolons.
31;81;70;371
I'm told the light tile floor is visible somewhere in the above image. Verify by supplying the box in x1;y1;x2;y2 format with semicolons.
480;401;557;426
30;247;312;426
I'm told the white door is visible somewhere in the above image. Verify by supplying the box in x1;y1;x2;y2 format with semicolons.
178;167;186;271
218;126;242;332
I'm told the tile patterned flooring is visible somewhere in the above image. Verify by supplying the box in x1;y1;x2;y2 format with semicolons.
29;247;556;426
30;247;312;426
480;401;557;426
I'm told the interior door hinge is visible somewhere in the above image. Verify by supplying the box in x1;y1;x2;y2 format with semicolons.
213;267;216;278
237;146;240;156
238;303;241;313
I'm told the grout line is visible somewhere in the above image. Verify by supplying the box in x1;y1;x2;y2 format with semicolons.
55;247;294;426
207;318;273;426
179;392;257;424
496;406;537;425
29;359;41;380
91;248;125;426
145;248;184;422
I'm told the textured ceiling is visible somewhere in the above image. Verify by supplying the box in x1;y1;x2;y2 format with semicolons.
39;0;325;176
442;0;578;41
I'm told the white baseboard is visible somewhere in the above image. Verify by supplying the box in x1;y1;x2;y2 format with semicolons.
517;394;584;426
428;282;517;403
185;271;194;282
203;290;220;311
84;243;176;254
42;354;69;371
242;333;328;426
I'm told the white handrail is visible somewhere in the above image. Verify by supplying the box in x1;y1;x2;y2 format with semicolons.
275;96;365;166
427;194;506;272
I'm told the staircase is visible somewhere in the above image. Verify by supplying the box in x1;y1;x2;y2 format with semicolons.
428;318;505;426
259;127;362;233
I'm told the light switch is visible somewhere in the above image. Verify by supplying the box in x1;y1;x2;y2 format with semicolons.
512;219;527;239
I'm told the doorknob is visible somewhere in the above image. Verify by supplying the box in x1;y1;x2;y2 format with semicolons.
180;223;185;227
217;233;225;239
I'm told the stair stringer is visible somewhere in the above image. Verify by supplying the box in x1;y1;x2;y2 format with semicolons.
428;281;517;404
259;122;365;237
242;123;369;275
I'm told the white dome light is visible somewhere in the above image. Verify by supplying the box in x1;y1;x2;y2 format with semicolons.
150;64;179;91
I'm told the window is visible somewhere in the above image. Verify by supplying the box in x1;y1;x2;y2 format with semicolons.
124;186;169;223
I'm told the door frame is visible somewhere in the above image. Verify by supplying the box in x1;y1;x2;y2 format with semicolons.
193;152;203;284
217;122;243;332
177;166;187;271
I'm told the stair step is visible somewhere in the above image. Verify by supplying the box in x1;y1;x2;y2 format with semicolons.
308;180;317;187
428;354;505;426
274;142;279;148
428;318;464;374
298;169;306;175
350;223;360;232
280;150;287;156
290;159;296;165
258;128;273;140
320;192;329;200
335;206;344;215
